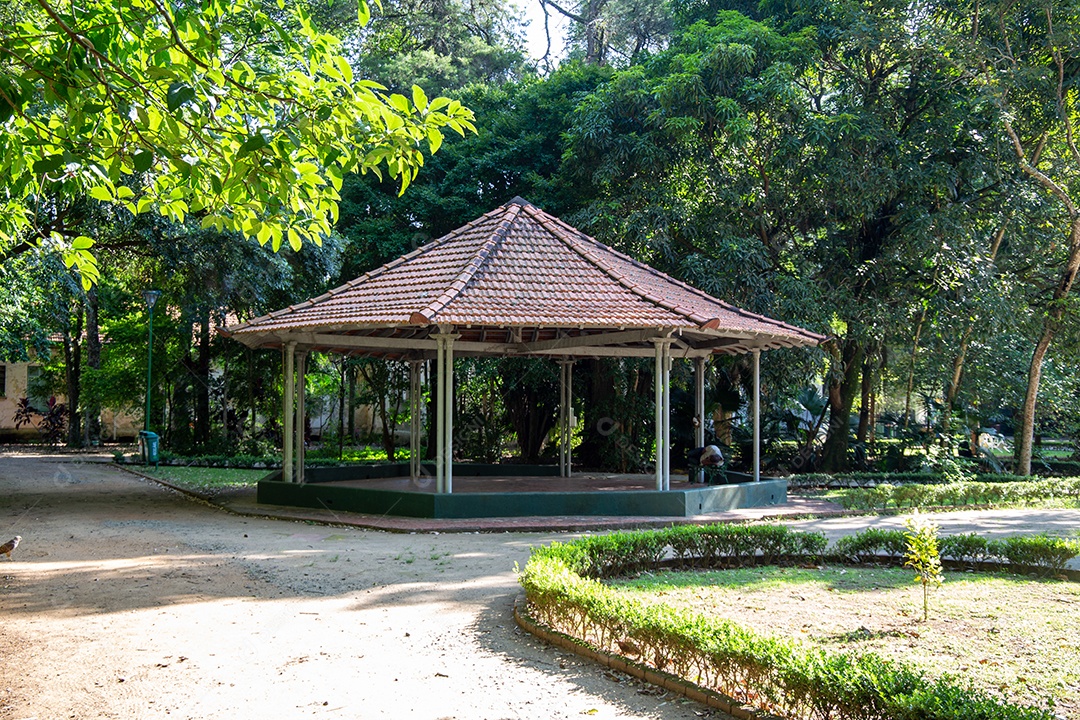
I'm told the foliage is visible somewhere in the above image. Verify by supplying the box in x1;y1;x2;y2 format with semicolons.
519;527;1056;720
919;440;977;484
0;0;475;285
833;529;910;564
829;527;1080;575
827;477;1080;511
11;395;68;444
903;513;943;622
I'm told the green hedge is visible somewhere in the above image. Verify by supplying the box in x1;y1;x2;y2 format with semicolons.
830;478;1080;511
520;524;1073;720
1038;459;1080;476
787;472;1080;488
832;528;1080;573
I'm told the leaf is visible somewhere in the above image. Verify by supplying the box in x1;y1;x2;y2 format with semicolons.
33;154;66;175
427;128;442;155
357;0;370;25
237;133;269;157
287;227;302;251
133;150;154;173
166;82;195;113
71;236;94;250
89;186;114;202
412;85;428;112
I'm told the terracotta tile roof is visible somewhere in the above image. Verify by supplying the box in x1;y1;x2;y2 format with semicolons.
226;198;824;355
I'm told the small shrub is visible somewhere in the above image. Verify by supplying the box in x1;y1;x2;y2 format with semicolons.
987;534;1080;574
937;533;988;566
833;528;908;563
903;513;943;622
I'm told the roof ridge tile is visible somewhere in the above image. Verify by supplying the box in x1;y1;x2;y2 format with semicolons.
411;203;522;324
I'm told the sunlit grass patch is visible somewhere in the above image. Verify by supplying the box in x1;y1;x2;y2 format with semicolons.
143;465;266;491
614;565;1080;716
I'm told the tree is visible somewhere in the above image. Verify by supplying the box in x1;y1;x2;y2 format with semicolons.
540;0;672;66
0;0;474;285
350;0;528;93
959;0;1080;474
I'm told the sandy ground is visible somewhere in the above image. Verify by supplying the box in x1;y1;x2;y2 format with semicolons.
3;458;1079;720
0;458;721;720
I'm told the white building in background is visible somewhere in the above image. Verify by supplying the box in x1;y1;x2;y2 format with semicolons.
0;361;139;443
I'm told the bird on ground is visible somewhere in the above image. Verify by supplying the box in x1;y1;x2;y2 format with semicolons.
0;536;21;559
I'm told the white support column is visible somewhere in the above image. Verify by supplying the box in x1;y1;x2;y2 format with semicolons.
282;342;295;483
435;337;446;494
409;360;422;482
753;348;761;483
654;341;664;491
433;330;457;494
566;360;574;478
558;360;574;478
442;334;455;494
695;356;706;484
297;350;307;485
558;361;567;477
662;342;672;491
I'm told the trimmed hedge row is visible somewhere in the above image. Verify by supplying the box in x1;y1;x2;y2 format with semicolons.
520;524;1076;720
830;478;1080;511
835;528;1080;572
786;472;1080;488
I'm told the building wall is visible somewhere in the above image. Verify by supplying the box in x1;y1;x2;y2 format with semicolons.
0;361;140;442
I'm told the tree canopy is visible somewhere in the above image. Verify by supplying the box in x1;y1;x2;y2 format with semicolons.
0;0;474;286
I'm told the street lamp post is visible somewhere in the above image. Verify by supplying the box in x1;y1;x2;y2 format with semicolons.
142;289;161;433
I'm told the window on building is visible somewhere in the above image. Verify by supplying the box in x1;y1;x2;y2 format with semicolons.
26;365;48;410
0;365;6;398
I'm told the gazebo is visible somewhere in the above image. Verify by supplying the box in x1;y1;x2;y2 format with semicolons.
226;198;824;518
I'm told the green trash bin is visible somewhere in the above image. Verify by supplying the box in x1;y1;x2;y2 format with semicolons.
139;430;160;466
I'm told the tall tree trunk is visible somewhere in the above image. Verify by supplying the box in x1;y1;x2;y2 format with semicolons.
940;326;972;435
1015;216;1080;475
856;351;876;443
576;359;615;467
942;225;1005;435
902;303;930;430
195;312;211;447
348;364;357;442
338;358;346;460
425;359;437;460
84;287;101;445
246;348;256;436
819;339;865;472
64;302;84;447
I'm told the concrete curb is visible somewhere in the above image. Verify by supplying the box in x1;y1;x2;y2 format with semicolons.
110;464;844;534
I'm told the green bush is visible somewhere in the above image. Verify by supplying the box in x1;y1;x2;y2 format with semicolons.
519;528;1055;720
987;534;1080;573
832;528;909;563
831;477;1080;511
561;524;829;578
937;533;989;566
789;471;1080;489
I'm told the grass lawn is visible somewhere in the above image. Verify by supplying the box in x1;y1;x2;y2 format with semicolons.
142;466;266;493
615;566;1080;717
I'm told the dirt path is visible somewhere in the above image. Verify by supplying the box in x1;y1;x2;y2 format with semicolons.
3;459;1079;720
0;458;718;720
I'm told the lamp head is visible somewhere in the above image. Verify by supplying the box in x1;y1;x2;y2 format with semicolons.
142;289;162;309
